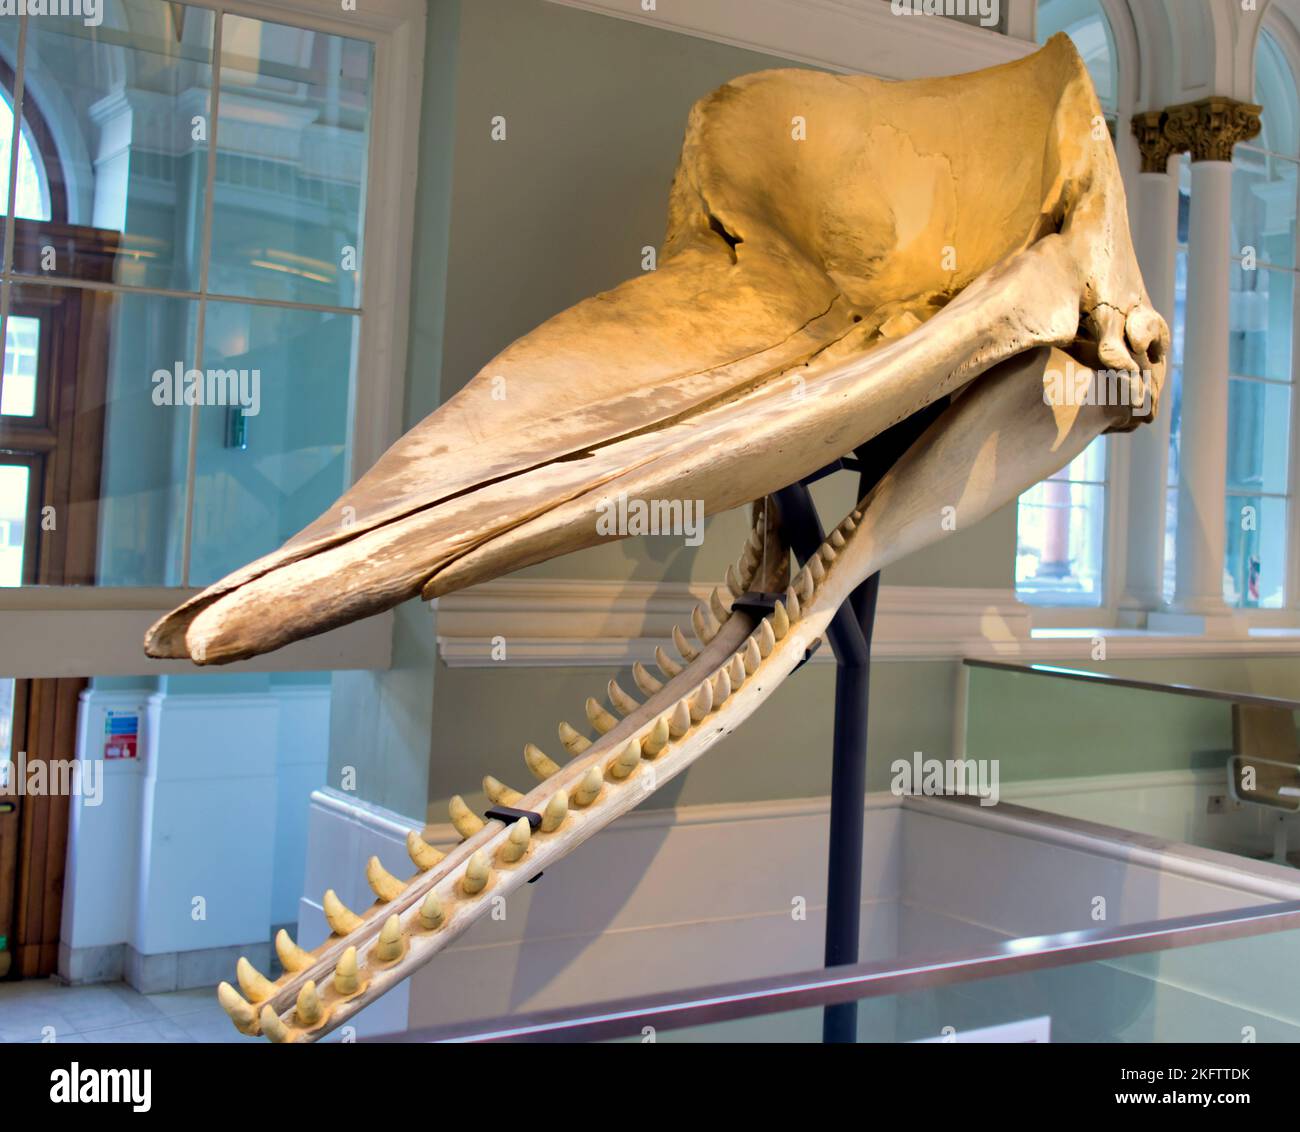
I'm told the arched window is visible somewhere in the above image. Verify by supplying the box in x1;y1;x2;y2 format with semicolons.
0;91;52;222
1016;0;1119;607
1216;27;1298;609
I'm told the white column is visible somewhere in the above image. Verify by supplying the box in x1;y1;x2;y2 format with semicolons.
1172;158;1234;618
1121;153;1181;614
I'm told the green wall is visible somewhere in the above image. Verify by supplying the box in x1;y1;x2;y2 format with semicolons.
332;0;1300;825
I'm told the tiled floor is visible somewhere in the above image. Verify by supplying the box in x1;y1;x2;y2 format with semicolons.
0;978;259;1043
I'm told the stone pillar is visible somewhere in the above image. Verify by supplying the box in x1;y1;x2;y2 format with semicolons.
1160;97;1261;629
1120;110;1184;616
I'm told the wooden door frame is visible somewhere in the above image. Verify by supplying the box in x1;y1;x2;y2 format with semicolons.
0;220;118;978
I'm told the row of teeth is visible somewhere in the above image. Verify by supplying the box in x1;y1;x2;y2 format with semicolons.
218;506;861;1041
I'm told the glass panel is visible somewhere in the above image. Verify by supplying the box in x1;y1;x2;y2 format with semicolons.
85;288;199;586
0;462;30;585
1048;434;1106;484
1226;377;1291;494
1015;480;1105;606
1257;29;1300;160
208;14;373;307
1166;365;1183;487
1224;494;1287;609
0;676;12;763
1231;152;1297;270
1037;0;1116;115
188;301;355;585
13;4;216;289
1173;249;1187;363
1162;485;1178;604
0;314;38;416
1229;265;1293;380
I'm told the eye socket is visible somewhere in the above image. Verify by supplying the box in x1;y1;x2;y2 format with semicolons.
707;213;742;260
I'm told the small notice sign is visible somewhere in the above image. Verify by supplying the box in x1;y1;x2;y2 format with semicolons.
103;711;138;760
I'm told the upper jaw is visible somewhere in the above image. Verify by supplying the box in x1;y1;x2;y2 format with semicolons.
145;34;1167;666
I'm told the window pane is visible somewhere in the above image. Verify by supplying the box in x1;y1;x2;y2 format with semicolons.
1224;495;1287;609
90;289;199;586
0;314;38;416
1037;0;1116;116
1173;249;1187;364
13;5;216;289
1048;435;1106;483
1257;29;1300;160
0;462;30;586
208;15;373;307
189;302;356;585
1229;265;1293;380
1162;485;1178;604
1016;480;1105;606
1166;365;1183;487
1226;378;1292;494
0;676;13;763
1231;152;1297;270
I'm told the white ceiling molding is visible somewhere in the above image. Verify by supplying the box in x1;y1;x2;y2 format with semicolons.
433;578;1300;666
542;0;1032;78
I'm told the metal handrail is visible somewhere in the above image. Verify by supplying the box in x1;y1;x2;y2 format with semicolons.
377;898;1300;1043
965;658;1300;711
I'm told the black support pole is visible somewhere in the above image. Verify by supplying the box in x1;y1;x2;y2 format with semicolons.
772;483;879;1044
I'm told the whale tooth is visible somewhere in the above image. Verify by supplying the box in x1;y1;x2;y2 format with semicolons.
541;790;568;833
842;515;857;533
810;555;826;584
692;603;720;645
500;816;532;863
323;889;364;936
406;829;445;871
366;856;407;902
632;662;663;696
690;678;714;722
831;529;847;549
275;929;313;973
799;570;815;602
524;742;561;781
710;587;731;623
820;543;836;565
449;794;485;839
756;619;776;658
558;721;592;755
217;981;257;1032
742;636;762;675
728;654;747;687
655;646;683;678
374;913;404;962
419;891;445;930
672;625;699;662
712;666;732;707
607;679;640;717
669;699;692;738
462;850;491;895
725;564;745;598
608;737;642;780
333;946;359;995
260;1004;291;1043
573;766;603;806
236;956;277;1003
784;586;801;621
585;697;619;734
771;601;790;640
483;775;524;806
296;980;323;1027
641;714;670;757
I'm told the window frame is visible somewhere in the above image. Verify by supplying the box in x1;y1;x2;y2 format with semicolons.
0;0;425;674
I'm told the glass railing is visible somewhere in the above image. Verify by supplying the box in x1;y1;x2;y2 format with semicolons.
383;900;1300;1043
962;658;1300;862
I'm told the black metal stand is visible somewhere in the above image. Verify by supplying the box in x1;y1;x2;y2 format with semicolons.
770;400;950;1045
